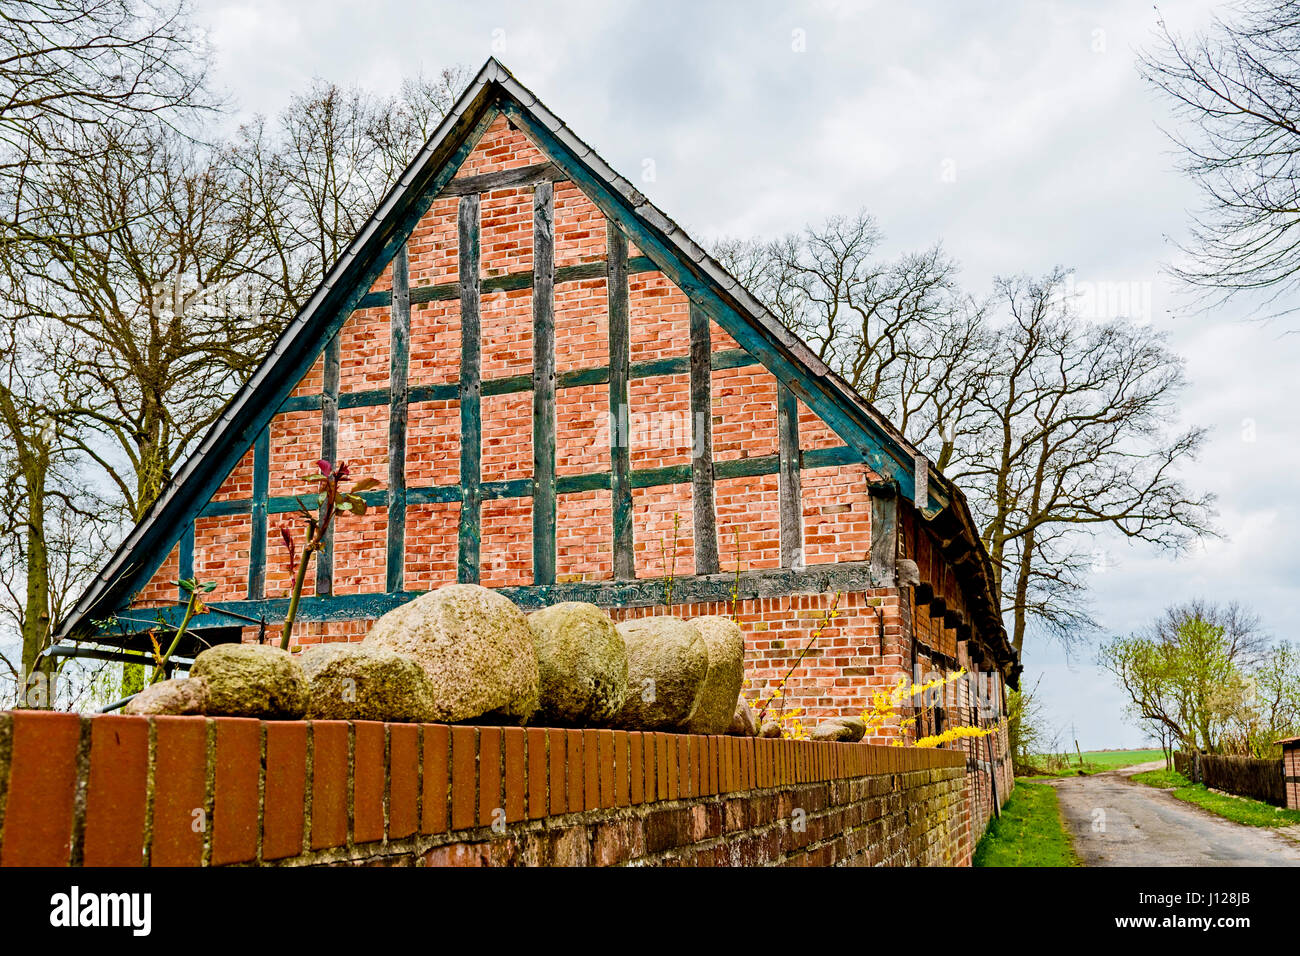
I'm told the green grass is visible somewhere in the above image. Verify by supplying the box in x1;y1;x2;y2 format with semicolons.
973;781;1081;867
1129;768;1186;789
1130;769;1300;827
1025;747;1167;778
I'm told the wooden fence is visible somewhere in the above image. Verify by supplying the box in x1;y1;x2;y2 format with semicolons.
1173;751;1285;805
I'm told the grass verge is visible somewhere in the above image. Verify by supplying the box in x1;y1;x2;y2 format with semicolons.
1130;769;1300;827
973;781;1081;867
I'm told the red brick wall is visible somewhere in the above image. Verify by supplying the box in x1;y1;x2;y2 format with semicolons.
0;710;973;867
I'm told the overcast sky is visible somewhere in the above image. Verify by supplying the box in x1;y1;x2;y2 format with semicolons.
191;0;1300;749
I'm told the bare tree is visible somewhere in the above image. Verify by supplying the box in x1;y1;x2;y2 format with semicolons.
0;0;212;251
1141;1;1300;313
0;293;114;700
23;123;280;519
961;272;1216;653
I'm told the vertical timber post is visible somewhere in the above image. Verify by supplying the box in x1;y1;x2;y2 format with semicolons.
247;426;270;599
776;382;803;569
178;521;194;599
532;182;557;585
607;220;634;580
386;243;411;593
689;303;719;574
457;194;482;583
869;482;898;587
317;333;341;595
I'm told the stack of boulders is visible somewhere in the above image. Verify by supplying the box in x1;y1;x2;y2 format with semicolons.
125;583;763;738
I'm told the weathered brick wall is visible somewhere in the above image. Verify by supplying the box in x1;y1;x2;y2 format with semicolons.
0;710;973;867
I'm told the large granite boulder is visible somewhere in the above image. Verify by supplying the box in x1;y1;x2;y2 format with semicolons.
300;643;438;722
527;602;628;726
364;583;539;724
612;616;707;731
683;616;745;735
123;677;209;716
190;643;308;719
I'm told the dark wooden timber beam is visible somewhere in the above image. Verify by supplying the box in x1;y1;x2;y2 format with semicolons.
136;561;882;633
354;256;660;311
438;161;568;197
246;426;270;600
690;302;719;575
386;243;411;593
177;521;194;601
869;482;898;587
199;444;864;521
456;194;482;583
532;182;557;585
279;346;760;415
316;333;341;595
777;382;803;568
608;220;634;580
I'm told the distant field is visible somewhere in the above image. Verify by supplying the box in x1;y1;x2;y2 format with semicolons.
1021;748;1166;779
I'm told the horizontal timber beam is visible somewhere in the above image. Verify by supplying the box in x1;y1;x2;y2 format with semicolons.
278;347;761;414
115;560;884;635
353;255;659;312
438;161;568;197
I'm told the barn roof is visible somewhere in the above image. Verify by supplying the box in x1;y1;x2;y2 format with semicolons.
56;58;1016;676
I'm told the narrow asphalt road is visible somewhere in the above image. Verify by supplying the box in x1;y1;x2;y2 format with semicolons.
1049;763;1300;866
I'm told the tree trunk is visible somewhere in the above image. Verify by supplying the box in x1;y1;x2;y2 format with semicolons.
20;454;51;704
1011;527;1035;656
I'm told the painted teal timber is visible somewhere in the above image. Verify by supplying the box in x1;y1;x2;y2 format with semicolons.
196;444;862;518
178;521;194;600
276;347;760;414
246;427;270;599
456;193;482;583
689;301;719;575
353;255;658;310
532;181;557;585
135;560;878;632
607;221;634;580
317;332;341;595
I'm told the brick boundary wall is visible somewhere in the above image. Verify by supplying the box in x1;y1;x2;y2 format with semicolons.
0;710;974;867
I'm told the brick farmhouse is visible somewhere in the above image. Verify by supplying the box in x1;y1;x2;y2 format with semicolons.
58;59;1018;827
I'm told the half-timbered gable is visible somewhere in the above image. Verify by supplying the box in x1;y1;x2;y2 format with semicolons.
59;61;1018;768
